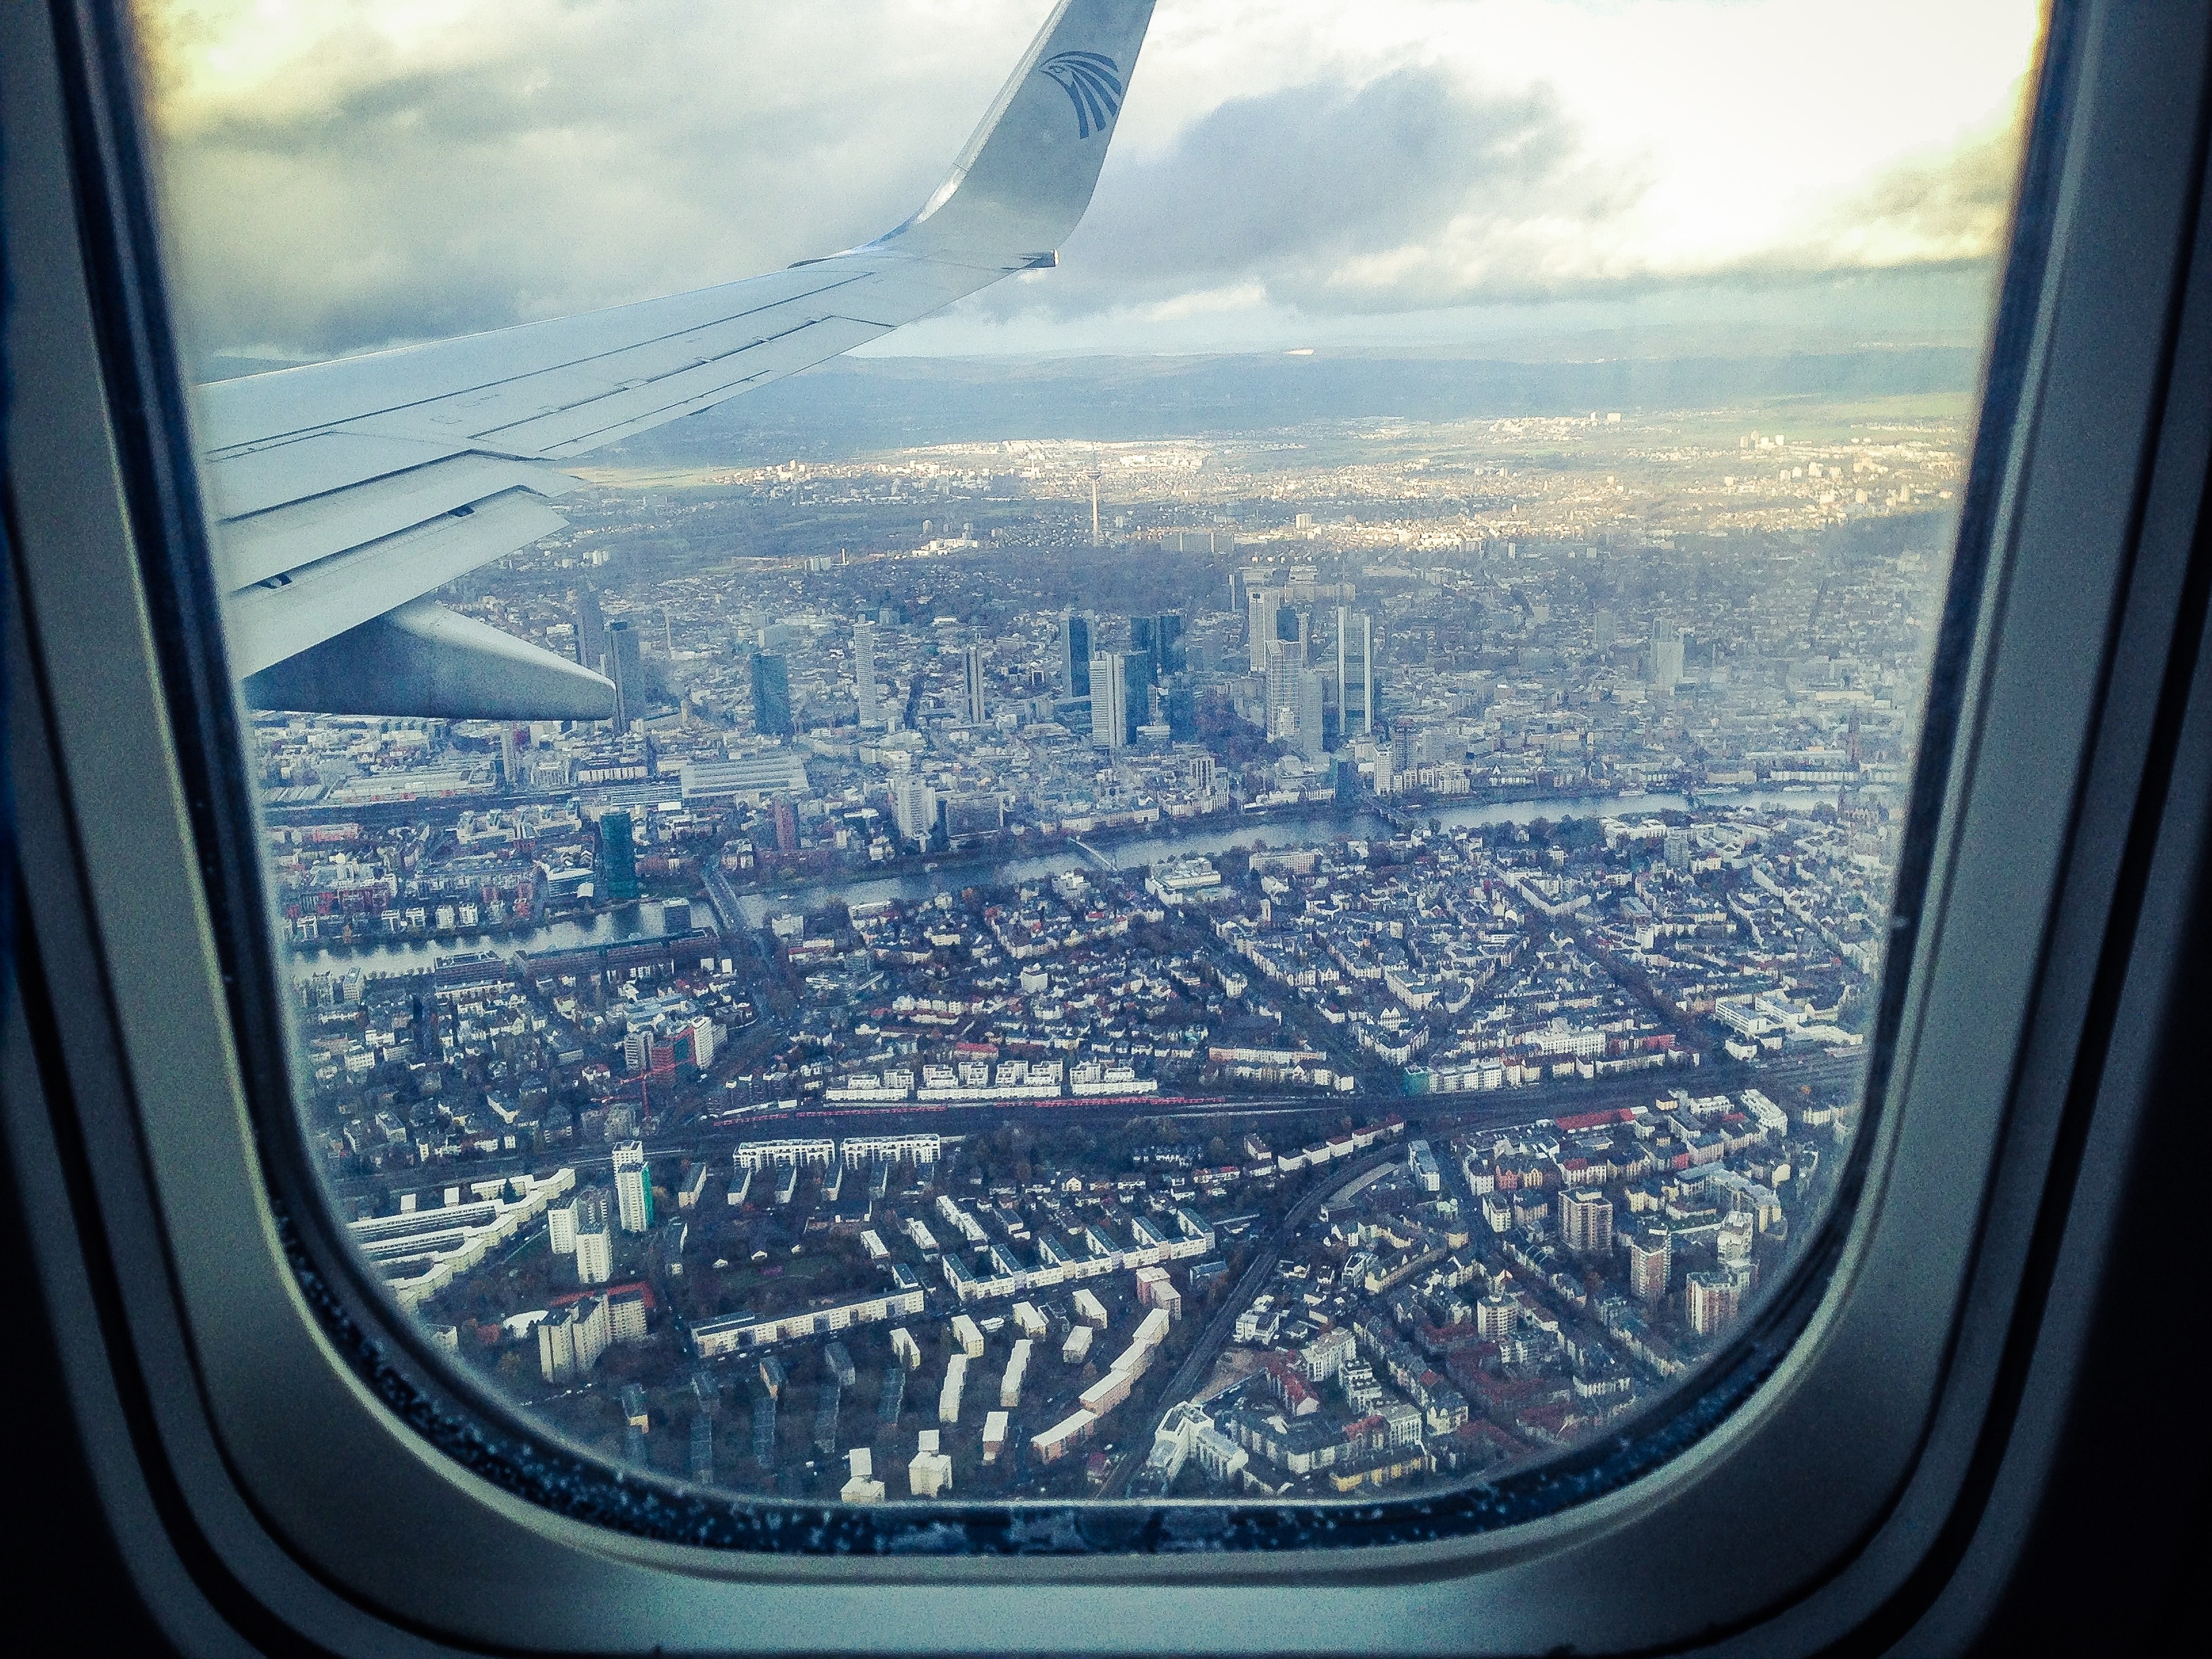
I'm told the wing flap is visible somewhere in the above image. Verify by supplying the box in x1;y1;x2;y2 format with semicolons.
224;491;567;676
216;454;576;590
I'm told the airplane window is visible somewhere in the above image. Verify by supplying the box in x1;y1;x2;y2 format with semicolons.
128;0;2041;1528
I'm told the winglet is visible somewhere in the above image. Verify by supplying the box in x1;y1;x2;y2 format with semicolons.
882;0;1155;267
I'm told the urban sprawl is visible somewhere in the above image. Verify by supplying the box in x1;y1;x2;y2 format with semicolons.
268;398;1952;1501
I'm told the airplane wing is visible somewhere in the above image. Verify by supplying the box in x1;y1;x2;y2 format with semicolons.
205;0;1155;720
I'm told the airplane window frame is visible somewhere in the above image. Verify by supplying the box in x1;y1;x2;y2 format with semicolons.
9;1;2212;1654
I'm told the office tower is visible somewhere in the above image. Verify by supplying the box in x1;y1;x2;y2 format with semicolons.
1090;651;1128;750
891;776;937;845
1155;611;1185;675
1294;669;1327;758
1248;591;1279;673
1276;602;1308;667
1265;641;1298;739
607;619;642;731
1130;615;1156;684
963;644;987;724
1122;652;1150;743
1061;611;1092;699
1164;676;1197;741
499;726;520;792
1652;623;1686;695
853;619;879;727
613;1141;654;1235
750;651;794;737
1337;607;1374;737
1228;569;1248;615
575;586;607;674
1183;753;1216;796
598;810;639;902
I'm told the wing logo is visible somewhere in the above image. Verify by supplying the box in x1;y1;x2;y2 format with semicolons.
1038;50;1124;140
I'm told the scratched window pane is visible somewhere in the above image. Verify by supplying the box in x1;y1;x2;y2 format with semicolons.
142;1;2036;1506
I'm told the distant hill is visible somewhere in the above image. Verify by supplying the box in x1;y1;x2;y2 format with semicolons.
607;346;1982;466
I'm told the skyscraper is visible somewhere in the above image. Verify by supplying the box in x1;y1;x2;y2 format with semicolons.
853;619;879;728
1652;623;1686;695
1265;640;1298;739
613;1141;654;1235
1061;612;1091;699
1090;651;1128;750
962;644;987;725
1154;611;1185;675
1122;651;1150;744
1164;676;1197;741
1276;602;1308;666
1248;592;1279;674
1337;607;1374;737
751;651;793;737
575;586;607;676
891;776;937;845
1294;669;1328;759
607;619;643;731
1129;615;1156;683
598;810;639;903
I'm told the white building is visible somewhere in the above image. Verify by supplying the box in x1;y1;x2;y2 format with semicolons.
612;1140;652;1234
537;1294;610;1383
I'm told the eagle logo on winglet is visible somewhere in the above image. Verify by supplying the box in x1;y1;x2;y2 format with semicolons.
1039;50;1124;139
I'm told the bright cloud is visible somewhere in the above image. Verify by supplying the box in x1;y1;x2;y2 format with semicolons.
134;0;2042;365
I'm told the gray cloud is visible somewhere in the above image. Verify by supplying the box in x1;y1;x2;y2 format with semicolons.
985;65;1647;316
146;6;993;365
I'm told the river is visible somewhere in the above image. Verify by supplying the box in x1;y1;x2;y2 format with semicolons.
290;786;1837;981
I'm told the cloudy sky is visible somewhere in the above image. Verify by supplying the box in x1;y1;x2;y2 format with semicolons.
136;0;2042;368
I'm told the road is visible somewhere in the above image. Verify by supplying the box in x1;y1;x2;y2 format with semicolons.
1095;1143;1410;1498
320;1051;1865;1217
1085;1048;1865;1496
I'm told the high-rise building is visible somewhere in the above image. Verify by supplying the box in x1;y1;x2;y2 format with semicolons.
1164;676;1197;741
1090;474;1102;546
1248;592;1279;674
575;1210;613;1286
1652;623;1686;695
613;1141;654;1235
1090;651;1128;750
853;619;879;728
575;586;607;676
1628;1230;1671;1302
1129;615;1156;680
1183;753;1217;796
598;810;639;902
962;644;987;725
1294;669;1328;758
1061;611;1092;699
1685;1270;1742;1336
891;776;937;845
499;726;520;792
1337;608;1374;737
1560;1189;1615;1255
1122;651;1150;745
1265;641;1298;739
607;619;643;730
1276;602;1309;666
1154;611;1186;676
751;651;794;737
